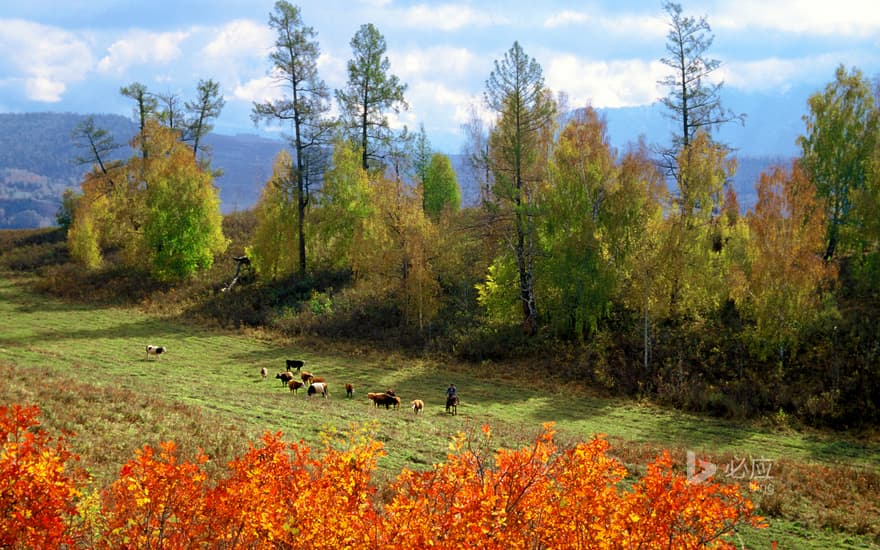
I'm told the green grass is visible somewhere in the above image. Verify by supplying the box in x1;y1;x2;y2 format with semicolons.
1;271;878;549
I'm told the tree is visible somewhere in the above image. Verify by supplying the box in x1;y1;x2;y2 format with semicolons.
659;1;744;151
137;121;228;280
68;121;227;280
336;23;408;171
252;1;332;277
731;162;837;361
312;139;373;270
0;404;85;549
99;441;209;548
247;150;299;280
484;41;556;335
461;105;494;207
120;82;158;159
156;91;186;132
71;116;124;188
412;123;432;185
422;153;461;217
658;2;743;180
799;64;880;261
185;78;225;161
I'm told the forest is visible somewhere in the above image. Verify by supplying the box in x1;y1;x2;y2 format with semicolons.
36;0;880;432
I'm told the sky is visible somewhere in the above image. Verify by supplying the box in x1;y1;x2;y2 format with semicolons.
1;0;879;154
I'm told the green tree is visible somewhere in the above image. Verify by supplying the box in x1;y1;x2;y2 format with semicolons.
121;82;158;159
799;64;880;262
186;78;226;162
71;115;123;188
137;121;228;280
413;123;432;185
313;139;373;270
336;23;408;171
422;153;460;218
484;41;556;335
252;1;332;277
156;91;186;132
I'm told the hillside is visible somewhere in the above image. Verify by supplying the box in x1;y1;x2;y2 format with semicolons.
0;112;784;229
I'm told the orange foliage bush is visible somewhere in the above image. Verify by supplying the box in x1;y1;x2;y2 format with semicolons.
0;404;85;548
1;406;764;548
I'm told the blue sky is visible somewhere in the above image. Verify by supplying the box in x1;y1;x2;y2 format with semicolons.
1;0;879;153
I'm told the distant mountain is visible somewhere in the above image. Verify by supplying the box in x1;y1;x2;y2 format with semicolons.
0;113;285;229
0;97;805;229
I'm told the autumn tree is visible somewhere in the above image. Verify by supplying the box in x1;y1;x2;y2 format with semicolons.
252;1;332;277
98;441;209;548
381;423;763;548
538;109;665;341
336;23;408;171
484;41;556;335
248;151;299;280
799;64;880;262
69;121;227;280
731;162;836;361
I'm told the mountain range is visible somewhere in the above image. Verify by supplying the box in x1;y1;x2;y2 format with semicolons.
0;88;808;229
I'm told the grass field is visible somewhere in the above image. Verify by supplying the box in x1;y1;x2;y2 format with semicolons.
1;271;878;548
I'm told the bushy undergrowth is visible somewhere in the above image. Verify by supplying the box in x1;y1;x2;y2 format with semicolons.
2;220;878;429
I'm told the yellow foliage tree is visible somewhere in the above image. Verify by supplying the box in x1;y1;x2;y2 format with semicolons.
247;150;299;280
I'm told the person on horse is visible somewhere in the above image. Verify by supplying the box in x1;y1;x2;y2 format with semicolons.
446;383;458;412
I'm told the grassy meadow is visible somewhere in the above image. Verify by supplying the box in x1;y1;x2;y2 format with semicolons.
1;269;879;548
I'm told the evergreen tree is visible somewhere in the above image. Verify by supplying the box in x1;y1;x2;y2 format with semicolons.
336;23;408;171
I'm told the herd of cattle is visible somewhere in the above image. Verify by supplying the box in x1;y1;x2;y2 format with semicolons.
146;345;447;414
263;358;434;414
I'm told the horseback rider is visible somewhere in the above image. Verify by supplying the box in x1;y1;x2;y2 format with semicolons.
446;383;457;401
446;383;458;407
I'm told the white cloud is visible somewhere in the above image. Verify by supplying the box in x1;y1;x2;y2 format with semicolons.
545;55;667;108
402;4;503;31
389;46;478;81
233;73;283;103
598;14;667;39
715;0;880;37
720;54;845;92
544;10;590;28
0;19;93;102
97;30;190;74
201;19;272;63
317;52;347;88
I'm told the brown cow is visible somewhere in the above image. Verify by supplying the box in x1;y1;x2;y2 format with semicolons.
288;380;304;394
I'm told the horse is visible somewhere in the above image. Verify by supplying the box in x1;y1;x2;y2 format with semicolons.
445;395;458;415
